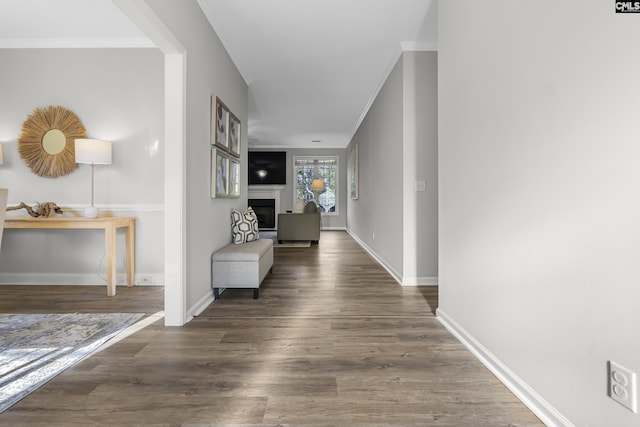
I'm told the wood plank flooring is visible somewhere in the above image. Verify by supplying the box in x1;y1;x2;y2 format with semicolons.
0;231;542;426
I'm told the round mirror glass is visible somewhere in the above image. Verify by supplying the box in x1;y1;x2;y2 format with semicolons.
41;129;66;155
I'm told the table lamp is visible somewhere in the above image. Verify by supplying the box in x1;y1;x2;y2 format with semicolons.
311;178;324;203
75;139;112;218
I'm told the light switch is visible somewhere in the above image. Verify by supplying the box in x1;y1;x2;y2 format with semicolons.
415;180;426;192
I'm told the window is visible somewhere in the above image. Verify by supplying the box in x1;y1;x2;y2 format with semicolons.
293;156;338;214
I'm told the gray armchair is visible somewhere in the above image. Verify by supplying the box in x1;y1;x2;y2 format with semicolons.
277;201;320;244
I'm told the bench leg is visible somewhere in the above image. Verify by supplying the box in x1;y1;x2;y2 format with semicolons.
214;288;220;299
253;288;259;299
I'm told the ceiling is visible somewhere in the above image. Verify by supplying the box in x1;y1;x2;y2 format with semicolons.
0;0;437;149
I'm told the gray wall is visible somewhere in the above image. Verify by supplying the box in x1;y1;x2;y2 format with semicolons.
145;0;248;312
348;57;404;276
405;51;438;282
0;48;164;284
438;1;640;425
347;51;438;284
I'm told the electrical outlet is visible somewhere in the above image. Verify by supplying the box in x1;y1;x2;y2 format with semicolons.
608;361;637;413
139;276;153;285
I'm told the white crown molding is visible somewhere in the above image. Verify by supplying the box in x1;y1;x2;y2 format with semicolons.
0;37;155;49
400;41;438;52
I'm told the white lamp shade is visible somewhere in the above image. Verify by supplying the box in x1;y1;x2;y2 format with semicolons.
0;143;3;165
75;139;112;165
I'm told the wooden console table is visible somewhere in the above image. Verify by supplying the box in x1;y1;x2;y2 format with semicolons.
4;216;135;296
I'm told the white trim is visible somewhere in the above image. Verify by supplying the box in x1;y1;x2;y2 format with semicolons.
401;276;438;287
0;38;154;49
352;49;403;139
248;186;284;228
97;311;164;350
188;290;215;320
5;204;164;216
0;273;164;286
347;229;402;285
437;309;574;427
114;0;188;326
347;229;437;287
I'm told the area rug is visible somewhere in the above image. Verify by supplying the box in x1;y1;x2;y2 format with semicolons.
0;312;144;413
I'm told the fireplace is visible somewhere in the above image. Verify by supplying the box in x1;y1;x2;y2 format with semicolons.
248;199;276;229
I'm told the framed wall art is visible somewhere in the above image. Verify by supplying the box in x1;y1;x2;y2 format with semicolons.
229;113;241;157
211;148;230;198
211;96;229;150
349;143;359;200
228;158;240;198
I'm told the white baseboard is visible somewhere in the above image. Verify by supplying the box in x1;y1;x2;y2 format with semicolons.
347;229;402;284
0;273;164;286
436;309;574;427
346;229;437;287
402;276;438;286
188;289;215;321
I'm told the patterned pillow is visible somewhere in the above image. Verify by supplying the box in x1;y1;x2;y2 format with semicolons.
231;207;259;244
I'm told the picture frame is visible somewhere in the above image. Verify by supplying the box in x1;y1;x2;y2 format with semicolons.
211;148;230;198
228;159;241;198
349;143;359;200
228;113;241;157
211;96;229;150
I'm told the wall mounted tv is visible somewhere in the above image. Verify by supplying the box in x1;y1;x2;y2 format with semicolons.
248;151;287;185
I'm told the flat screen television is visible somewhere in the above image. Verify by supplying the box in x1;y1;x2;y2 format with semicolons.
248;151;287;185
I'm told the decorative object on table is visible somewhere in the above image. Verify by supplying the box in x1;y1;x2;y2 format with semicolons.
74;138;112;218
228;112;241;157
0;312;143;413
211;96;229;150
211;147;230;198
6;201;63;218
18;106;86;178
231;207;259;244
349;143;359;200
311;179;324;204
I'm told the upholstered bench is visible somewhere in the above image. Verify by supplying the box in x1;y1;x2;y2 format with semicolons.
211;238;273;299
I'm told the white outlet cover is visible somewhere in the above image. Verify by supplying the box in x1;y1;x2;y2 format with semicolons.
608;361;638;413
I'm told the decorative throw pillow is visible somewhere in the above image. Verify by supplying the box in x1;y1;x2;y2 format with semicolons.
231;207;259;244
303;201;318;213
292;199;306;213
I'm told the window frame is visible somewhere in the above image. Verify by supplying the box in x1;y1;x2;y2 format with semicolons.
292;155;339;216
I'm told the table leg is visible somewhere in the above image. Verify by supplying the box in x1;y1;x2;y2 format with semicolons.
105;224;117;296
125;219;135;287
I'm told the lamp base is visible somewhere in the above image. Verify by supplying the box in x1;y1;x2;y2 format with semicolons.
83;206;100;219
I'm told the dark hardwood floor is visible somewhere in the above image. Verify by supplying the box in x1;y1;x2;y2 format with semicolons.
0;231;542;426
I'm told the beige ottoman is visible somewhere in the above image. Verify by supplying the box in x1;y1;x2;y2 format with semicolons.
211;239;273;299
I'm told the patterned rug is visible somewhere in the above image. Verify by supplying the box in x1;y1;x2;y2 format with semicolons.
0;312;144;413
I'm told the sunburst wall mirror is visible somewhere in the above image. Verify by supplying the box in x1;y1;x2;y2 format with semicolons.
18;105;86;178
